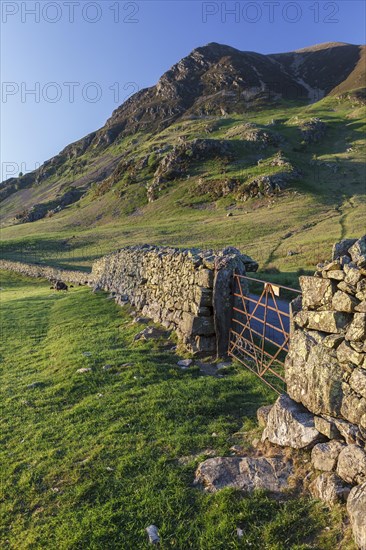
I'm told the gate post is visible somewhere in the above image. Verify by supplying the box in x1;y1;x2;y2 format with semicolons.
213;249;255;358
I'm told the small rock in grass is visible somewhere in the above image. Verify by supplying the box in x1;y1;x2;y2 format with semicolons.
82;351;92;357
177;359;193;368
77;368;92;374
146;525;160;545
102;364;112;370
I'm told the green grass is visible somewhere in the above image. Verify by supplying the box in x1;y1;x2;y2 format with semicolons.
1;96;365;274
0;271;356;549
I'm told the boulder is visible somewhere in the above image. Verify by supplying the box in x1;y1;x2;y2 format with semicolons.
309;472;351;505
336;445;366;484
311;441;345;471
262;394;323;449
194;456;293;493
347;483;366;550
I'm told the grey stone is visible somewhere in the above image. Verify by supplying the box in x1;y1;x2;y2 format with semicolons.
337;444;366;484
314;416;341;439
346;313;366;342
311;441;345;471
309;472;351;505
337;340;364;366
262;394;323;449
257;404;273;427
325;270;345;281
350;369;366;399
299;276;335;310
345;267;362;286
177;359;193;368
349;236;366;267
333;418;363;445
295;310;351;333
347;483;366;550
322;334;344;349
332;239;357;260
338;281;357;295
332;290;359;313
76;368;92;373
194;456;293;493
355;301;366;313
285;330;343;417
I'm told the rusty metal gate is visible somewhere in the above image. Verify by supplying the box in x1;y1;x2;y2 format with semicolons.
228;273;301;393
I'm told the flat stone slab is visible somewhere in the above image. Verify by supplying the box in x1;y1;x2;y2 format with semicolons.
195;456;293;493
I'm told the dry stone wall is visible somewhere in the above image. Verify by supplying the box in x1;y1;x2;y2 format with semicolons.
285;235;366;443
0;259;91;285
92;245;258;355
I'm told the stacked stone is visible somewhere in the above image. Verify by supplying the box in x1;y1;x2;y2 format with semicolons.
0;259;91;286
92;245;257;355
285;235;366;443
280;235;366;549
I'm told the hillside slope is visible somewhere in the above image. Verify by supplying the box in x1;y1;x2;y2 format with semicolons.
1;42;365;272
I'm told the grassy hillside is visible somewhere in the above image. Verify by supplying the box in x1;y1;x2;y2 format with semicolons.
0;271;356;549
1;95;365;277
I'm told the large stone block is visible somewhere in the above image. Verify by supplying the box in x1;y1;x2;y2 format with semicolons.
262;394;323;449
314;415;341;439
308;311;351;333
194;456;293;493
285;330;344;417
300;276;335;310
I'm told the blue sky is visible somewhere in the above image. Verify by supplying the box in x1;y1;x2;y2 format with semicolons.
1;0;365;180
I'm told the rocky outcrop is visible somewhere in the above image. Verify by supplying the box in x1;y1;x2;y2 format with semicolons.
285;236;366;437
92;245;257;356
300;118;326;144
194;456;293;493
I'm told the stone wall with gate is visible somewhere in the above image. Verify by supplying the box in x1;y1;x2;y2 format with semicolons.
92;245;258;356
